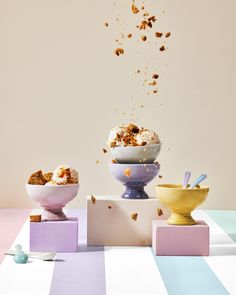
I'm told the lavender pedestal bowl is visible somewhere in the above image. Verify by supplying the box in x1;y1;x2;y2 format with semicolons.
26;183;79;221
109;163;160;199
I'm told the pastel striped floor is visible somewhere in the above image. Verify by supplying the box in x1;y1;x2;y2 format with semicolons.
0;209;235;295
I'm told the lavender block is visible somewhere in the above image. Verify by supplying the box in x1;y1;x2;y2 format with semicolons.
30;218;78;252
152;220;209;256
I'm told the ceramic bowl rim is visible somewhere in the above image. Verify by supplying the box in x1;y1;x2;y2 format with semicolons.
109;163;160;167
25;183;79;188
110;143;162;150
155;184;209;191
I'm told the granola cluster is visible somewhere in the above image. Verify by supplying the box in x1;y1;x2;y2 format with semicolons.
28;165;79;185
104;0;172;95
108;123;160;148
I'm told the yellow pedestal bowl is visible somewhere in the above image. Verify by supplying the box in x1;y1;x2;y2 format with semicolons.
155;184;209;225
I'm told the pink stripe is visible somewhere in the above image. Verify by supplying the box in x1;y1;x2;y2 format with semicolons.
0;209;31;264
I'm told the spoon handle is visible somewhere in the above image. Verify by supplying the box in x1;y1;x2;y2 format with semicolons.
183;171;191;188
189;174;207;189
5;250;55;260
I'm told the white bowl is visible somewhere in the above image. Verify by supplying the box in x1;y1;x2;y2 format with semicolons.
26;183;79;221
110;143;161;164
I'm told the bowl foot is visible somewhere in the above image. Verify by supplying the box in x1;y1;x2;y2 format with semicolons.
167;212;196;225
122;184;149;199
42;208;67;221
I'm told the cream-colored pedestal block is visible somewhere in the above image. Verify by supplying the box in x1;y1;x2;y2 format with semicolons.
87;195;169;246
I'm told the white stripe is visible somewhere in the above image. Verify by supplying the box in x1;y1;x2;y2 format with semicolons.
193;210;236;295
0;210;55;295
104;246;168;295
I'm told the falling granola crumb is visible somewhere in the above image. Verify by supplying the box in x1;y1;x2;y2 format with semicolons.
104;22;109;27
153;89;157;93
132;4;139;14
141;35;147;41
157;208;163;216
114;48;124;56
139;20;148;30
158;174;163;178
148;15;156;22
155;32;163;38
127;33;132;38
103;148;107;153
159;45;166;52
108;205;112;209
165;32;171;38
131;212;138;221
152;74;159;79
137;69;140;73
149;80;156;86
91;195;96;204
141;5;145;10
96;160;99;164
124;168;132;177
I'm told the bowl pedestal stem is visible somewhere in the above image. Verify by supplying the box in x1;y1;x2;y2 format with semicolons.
42;208;67;221
122;183;148;199
167;211;196;225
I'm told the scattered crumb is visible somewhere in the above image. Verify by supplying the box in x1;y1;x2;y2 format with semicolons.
132;4;140;14
137;69;140;73
114;48;124;56
29;215;41;222
157;208;163;216
127;33;132;38
139;20;148;30
155;32;163;38
108;205;112;209
131;212;138;221
165;32;171;38
112;159;118;163
124;168;132;177
152;74;159;79
91;195;96;204
153;89;157;93
159;45;166;52
103;148;108;153
140;105;144;108
158;174;163;178
141;35;147;41
141;5;145;10
148;15;156;22
149;80;156;86
96;160;99;164
104;22;109;27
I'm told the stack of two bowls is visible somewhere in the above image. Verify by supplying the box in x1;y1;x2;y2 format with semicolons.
108;124;162;199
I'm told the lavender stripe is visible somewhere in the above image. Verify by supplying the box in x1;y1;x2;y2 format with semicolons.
49;209;106;295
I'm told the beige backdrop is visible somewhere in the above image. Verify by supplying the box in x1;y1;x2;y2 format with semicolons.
0;0;235;209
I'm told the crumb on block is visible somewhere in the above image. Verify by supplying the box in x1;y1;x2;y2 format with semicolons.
131;212;138;221
91;195;96;204
29;215;41;222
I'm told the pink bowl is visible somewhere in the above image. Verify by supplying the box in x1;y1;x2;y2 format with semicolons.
26;183;79;221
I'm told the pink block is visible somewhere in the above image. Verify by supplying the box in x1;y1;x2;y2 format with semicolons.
30;218;78;252
152;220;209;256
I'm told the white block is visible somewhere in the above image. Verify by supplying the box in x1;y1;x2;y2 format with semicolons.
87;195;169;246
